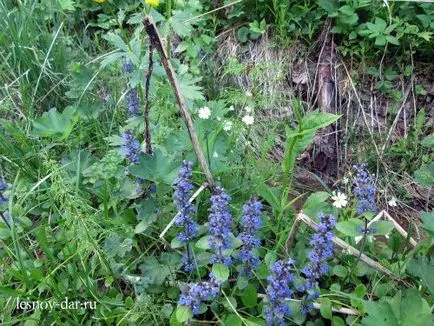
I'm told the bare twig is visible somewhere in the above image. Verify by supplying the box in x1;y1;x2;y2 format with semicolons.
144;42;154;155
159;183;208;239
143;16;215;189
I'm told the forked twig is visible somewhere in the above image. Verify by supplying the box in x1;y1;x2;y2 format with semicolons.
159;183;208;239
143;16;215;189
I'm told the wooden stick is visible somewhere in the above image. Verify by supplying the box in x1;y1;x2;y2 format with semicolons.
159;183;208;239
296;212;400;280
143;16;215;189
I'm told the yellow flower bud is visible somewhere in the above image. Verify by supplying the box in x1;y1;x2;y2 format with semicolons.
145;0;160;8
94;0;105;3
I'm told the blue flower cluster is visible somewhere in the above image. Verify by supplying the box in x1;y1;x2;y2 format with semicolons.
353;163;377;215
208;187;233;266
121;130;141;164
301;213;336;314
0;178;10;227
264;259;294;326
178;273;220;315
174;161;198;272
122;60;140;116
239;198;262;276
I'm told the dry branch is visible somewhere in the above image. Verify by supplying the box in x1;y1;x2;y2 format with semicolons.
143;16;215;189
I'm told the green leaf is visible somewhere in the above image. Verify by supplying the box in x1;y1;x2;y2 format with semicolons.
318;0;339;13
129;150;181;184
103;235;133;258
320;298;333;319
140;256;171;286
103;32;129;51
420;134;434;148
224;314;242;326
407;255;434;296
385;35;399;45
176;306;193;323
332;265;347;278
336;219;363;237
212;263;229;282
241;284;257;308
32;106;77;140
371;221;394;235
302;191;330;219
171;237;184;249
58;0;75;11
414;163;434;188
195;235;211;250
301;110;341;135
420;211;434;235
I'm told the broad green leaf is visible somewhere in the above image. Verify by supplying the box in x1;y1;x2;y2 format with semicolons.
171;237;184;249
371;221;394;235
420;134;434;148
301;110;341;135
241;284;257;308
407;255;434;296
129;150;181;184
332;265;347;278
32;106;77;140
224;314;242;326
195;235;211;250
176;306;192;323
255;184;280;213
212;263;229;282
140;256;171;286
420;211;434;235
103;235;133;258
414;163;434;188
58;0;75;11
320;298;333;319
318;0;339;13
302;191;330;219
336;219;364;237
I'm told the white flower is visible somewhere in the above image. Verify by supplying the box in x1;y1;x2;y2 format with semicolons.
213;151;219;158
198;106;211;119
217;116;221;121
244;106;253;113
223;120;233;131
331;191;348;208
228;105;235;111
388;197;397;207
246;90;252;97
242;115;254;125
342;177;349;185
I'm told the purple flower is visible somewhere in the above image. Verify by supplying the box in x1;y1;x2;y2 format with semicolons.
178;273;220;315
208;187;233;265
0;178;8;206
239;198;262;276
174;161;198;271
353;164;377;215
122;60;135;74
301;213;336;314
121;130;141;164
264;259;294;326
126;88;140;116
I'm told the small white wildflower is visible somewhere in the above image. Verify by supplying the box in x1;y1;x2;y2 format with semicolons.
213;151;219;158
198;106;211;119
244;106;253;113
342;177;349;185
223;120;233;131
388;197;397;207
246;90;252;97
331;191;348;208
217;116;221;121
242;115;254;125
228;105;235;111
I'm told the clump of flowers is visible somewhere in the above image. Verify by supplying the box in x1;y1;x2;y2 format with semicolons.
198;106;211;119
174;161;199;272
121;130;141;164
0;178;10;227
300;212;336;314
122;60;140;116
239;198;262;276
353;163;376;215
208;187;233;266
178;273;220;315
264;259;294;326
